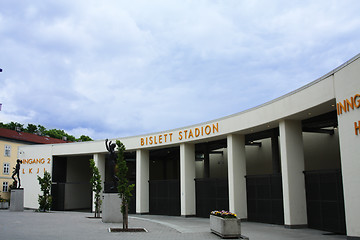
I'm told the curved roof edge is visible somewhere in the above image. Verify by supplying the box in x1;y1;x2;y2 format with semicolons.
117;53;360;140
30;53;358;147
19;53;359;154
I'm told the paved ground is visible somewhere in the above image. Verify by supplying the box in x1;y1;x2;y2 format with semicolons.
0;210;347;240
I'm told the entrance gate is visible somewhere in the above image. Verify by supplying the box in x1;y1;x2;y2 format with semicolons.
304;170;346;234
195;178;229;218
149;179;180;216
246;174;284;224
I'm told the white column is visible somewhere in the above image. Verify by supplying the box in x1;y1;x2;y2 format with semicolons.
227;134;247;219
136;149;149;214
92;153;105;212
180;143;196;216
279;120;307;227
333;59;360;238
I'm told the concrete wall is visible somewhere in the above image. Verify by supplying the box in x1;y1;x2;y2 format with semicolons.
209;148;228;179
149;157;179;180
303;131;341;171
246;139;273;175
18;144;53;209
195;161;204;179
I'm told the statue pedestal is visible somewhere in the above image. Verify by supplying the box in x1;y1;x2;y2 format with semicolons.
10;188;24;212
102;193;123;223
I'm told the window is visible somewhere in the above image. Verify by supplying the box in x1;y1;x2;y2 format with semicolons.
2;182;8;192
3;163;10;175
4;145;11;157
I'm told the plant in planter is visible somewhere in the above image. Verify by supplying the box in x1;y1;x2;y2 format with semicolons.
211;210;237;219
0;197;9;209
210;210;241;239
89;158;102;218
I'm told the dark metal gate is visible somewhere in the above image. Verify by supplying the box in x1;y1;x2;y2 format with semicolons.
51;156;67;211
195;178;229;218
246;174;284;224
149;179;180;216
51;183;65;211
304;170;346;234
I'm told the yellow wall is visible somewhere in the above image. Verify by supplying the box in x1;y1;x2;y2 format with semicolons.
0;140;29;200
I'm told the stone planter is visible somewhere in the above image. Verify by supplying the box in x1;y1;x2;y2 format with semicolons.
0;202;9;209
210;215;241;239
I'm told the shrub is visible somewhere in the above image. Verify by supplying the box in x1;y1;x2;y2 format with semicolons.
37;171;52;212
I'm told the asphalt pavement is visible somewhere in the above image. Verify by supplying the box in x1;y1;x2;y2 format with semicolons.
0;210;347;240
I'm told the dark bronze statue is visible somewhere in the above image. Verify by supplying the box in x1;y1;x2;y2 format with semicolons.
105;139;118;191
11;159;22;188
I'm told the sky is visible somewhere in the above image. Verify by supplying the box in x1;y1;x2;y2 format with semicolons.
0;0;359;140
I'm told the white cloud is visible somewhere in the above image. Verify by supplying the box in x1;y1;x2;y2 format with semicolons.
1;0;360;140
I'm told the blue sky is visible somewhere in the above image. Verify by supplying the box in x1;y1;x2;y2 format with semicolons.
0;0;359;140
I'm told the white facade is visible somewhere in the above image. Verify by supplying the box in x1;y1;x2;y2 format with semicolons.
19;54;360;238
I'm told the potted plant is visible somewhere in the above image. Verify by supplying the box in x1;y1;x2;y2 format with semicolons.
210;210;241;238
0;197;9;209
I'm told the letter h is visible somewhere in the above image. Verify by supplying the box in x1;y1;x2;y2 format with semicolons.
355;121;360;136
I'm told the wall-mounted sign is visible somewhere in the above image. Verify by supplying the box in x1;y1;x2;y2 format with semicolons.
21;158;51;174
337;93;360;135
337;94;360;115
140;122;219;146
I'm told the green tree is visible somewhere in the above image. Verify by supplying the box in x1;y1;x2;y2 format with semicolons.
0;121;24;131
37;125;47;135
0;122;93;142
25;123;38;133
89;158;102;218
45;129;76;141
78;135;93;142
37;171;52;212
116;140;134;229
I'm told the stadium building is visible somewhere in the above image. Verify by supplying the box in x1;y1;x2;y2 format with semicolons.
19;54;360;239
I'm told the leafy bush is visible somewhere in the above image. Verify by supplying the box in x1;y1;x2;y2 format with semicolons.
37;171;52;212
